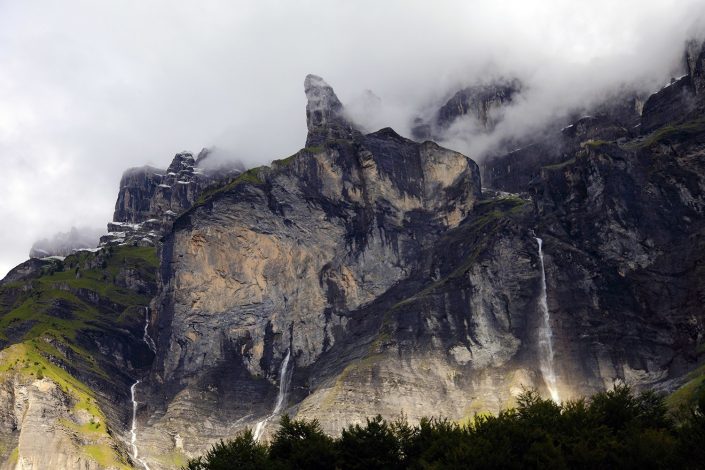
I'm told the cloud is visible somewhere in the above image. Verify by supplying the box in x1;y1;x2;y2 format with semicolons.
1;0;704;277
30;226;105;258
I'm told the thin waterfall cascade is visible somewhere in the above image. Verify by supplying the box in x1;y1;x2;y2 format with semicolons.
130;381;140;459
128;309;155;470
535;237;561;403
130;381;151;470
253;349;293;442
143;307;156;353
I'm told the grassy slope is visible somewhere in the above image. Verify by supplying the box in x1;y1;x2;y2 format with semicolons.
0;245;158;469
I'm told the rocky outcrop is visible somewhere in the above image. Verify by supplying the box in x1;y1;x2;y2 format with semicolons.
305;75;357;146
412;79;521;141
482;89;646;193
640;76;696;133
103;150;244;247
640;38;705;134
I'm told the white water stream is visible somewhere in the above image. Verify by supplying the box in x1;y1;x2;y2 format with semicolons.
129;307;156;469
143;307;157;353
535;237;561;403
253;349;293;441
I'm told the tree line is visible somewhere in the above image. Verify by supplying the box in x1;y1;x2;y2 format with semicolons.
183;385;705;469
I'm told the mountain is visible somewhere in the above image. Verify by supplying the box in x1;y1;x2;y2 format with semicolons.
0;39;704;469
412;79;521;141
0;246;157;469
102;149;244;247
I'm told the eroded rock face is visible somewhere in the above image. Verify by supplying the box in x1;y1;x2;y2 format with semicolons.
0;373;115;470
304;74;356;146
141;76;482;460
103;150;244;246
139;67;705;468
530;124;705;396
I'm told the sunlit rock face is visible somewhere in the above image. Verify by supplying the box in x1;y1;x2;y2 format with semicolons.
143;75;525;458
4;39;705;470
130;50;705;464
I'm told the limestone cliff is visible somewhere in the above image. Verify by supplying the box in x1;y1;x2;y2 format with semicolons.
141;75;482;461
131;68;705;468
1;39;705;470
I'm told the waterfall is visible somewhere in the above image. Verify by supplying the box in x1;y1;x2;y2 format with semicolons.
535;237;561;403
129;307;156;470
143;307;156;353
130;381;151;470
253;349;293;441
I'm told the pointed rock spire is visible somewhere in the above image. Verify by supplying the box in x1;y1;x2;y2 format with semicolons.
304;74;356;146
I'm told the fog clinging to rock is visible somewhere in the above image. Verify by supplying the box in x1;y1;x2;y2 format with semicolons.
1;0;704;277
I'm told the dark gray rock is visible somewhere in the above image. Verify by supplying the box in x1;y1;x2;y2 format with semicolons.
412;79;521;141
640;75;696;133
104;150;244;247
305;74;358;147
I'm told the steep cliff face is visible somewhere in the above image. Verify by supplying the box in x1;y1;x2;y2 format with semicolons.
139;75;484;461
104;150;243;246
482;89;646;193
640;39;705;134
2;39;705;470
136;65;705;468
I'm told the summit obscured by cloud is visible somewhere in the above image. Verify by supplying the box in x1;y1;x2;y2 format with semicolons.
1;0;705;277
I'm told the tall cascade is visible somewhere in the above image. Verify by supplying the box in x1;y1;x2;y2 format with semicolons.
129;308;157;469
535;237;560;403
253;349;293;441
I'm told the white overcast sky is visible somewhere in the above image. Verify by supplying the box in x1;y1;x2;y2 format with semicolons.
1;0;704;278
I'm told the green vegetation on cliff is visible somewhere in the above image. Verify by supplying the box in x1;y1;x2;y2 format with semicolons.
185;385;705;470
194;166;267;208
0;245;158;468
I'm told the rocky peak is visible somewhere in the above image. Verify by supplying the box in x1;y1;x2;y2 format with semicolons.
412;79;521;141
304;74;355;146
166;151;197;175
103;149;242;247
437;80;520;129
